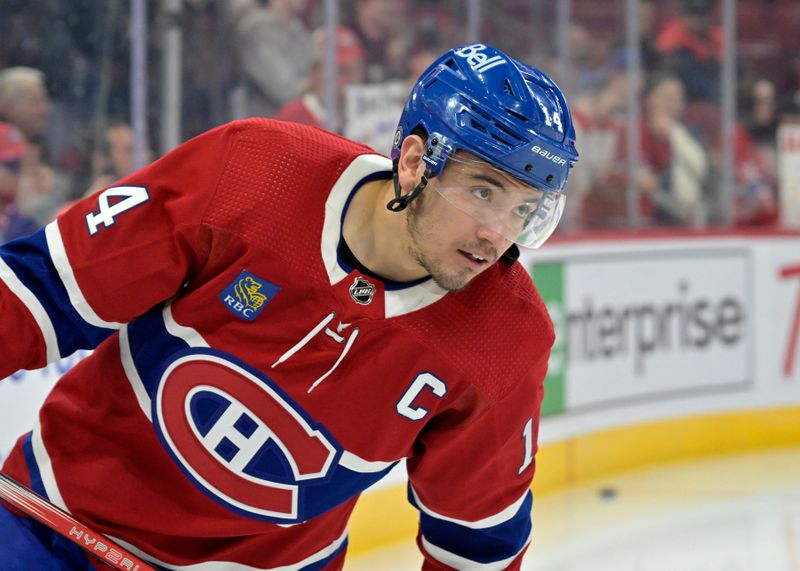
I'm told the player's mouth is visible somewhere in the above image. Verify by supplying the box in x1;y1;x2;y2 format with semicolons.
458;249;490;268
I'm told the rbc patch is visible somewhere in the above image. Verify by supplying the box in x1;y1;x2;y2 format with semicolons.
219;270;280;321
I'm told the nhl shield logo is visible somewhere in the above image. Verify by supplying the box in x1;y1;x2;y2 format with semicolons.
349;276;376;305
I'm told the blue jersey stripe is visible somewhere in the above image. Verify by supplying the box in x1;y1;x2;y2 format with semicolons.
126;306;192;399
21;432;47;500
410;486;533;564
301;461;396;522
0;229;115;356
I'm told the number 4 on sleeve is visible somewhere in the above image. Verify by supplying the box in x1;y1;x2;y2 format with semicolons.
85;186;150;236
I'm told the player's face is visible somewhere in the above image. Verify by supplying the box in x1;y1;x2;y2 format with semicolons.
405;156;533;291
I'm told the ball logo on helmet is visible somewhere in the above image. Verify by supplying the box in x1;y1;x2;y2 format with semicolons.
454;44;507;74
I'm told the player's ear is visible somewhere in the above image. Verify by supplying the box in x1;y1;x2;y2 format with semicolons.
396;135;426;196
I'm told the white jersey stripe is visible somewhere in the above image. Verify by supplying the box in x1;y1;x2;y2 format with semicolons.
410;484;530;529
163;302;209;347
384;280;447;319
338;451;397;473
31;418;68;512
421;528;532;571
108;526;348;571
0;253;60;363
119;325;153;421
45;221;123;330
321;155;387;288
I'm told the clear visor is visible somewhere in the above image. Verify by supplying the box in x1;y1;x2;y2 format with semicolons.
426;154;565;248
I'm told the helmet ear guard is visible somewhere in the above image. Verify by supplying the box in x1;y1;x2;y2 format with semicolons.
387;126;453;212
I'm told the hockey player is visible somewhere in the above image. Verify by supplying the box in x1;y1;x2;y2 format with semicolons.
0;43;577;570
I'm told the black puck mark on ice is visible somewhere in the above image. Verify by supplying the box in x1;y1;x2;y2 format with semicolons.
598;486;618;500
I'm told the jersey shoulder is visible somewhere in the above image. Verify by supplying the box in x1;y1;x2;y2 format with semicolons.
223;117;376;159
209;118;376;199
203;119;378;277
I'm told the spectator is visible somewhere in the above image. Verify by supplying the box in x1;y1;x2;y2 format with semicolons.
274;26;365;133
611;0;662;73
679;74;779;228
655;0;722;102
0;67;51;145
336;23;444;154
348;0;410;83
0;123;38;244
639;72;710;227
740;77;780;176
405;22;449;83
182;0;241;138
638;0;662;71
700;77;778;227
566;22;616;97
0;66;68;225
729;122;778;227
85;121;153;197
566;70;630;229
231;0;314;119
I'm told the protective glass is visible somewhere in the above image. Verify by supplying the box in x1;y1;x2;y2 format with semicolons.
427;154;566;248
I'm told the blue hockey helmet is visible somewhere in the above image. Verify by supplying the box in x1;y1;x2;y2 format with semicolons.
390;44;579;248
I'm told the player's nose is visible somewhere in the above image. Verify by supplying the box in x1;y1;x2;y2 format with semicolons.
475;221;510;254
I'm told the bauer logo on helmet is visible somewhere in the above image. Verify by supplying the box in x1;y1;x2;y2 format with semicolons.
531;145;567;166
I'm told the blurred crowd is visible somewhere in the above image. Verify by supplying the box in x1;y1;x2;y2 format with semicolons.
556;0;800;230
0;0;798;246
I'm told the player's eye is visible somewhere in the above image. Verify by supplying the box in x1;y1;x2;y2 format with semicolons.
513;203;536;219
471;187;491;201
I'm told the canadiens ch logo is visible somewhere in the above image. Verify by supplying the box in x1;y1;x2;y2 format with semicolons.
349;276;376;305
219;270;280;321
154;352;339;521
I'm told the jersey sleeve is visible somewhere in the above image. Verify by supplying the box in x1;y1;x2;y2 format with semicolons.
406;352;548;571
0;122;239;379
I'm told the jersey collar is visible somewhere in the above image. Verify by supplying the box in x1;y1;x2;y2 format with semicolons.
321;154;447;318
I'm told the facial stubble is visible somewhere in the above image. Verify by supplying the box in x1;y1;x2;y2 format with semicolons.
405;192;475;292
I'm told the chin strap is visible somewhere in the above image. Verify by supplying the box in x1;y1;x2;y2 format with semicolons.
386;158;433;212
500;244;520;265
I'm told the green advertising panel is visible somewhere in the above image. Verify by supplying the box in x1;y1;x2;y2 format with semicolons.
528;261;566;416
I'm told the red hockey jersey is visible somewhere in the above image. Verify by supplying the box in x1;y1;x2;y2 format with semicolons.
0;119;553;570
